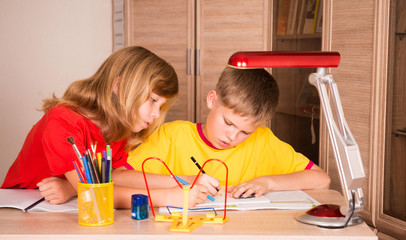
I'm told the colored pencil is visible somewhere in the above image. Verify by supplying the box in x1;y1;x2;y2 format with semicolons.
82;156;92;183
87;151;100;183
105;159;111;183
73;160;85;183
97;153;102;173
101;157;106;183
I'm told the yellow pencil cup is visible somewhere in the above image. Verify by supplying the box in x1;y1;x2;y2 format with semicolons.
78;182;114;226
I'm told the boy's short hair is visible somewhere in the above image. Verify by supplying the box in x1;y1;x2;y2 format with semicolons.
216;66;279;125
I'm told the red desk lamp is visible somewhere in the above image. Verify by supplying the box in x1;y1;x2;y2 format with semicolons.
228;51;365;228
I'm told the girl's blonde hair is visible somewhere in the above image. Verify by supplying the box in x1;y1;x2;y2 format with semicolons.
216;66;279;125
42;46;178;149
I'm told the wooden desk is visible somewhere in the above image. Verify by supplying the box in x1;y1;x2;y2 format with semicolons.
0;189;376;239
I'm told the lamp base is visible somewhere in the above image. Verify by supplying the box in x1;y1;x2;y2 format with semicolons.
296;204;363;228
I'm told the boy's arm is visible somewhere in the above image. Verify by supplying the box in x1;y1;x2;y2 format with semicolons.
228;164;331;198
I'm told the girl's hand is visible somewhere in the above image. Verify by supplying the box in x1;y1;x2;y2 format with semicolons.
228;177;268;199
37;177;76;204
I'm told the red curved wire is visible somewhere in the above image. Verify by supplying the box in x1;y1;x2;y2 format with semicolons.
190;158;229;221
141;157;229;220
141;157;183;217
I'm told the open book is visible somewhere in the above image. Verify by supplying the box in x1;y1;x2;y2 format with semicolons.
0;189;78;212
159;190;320;214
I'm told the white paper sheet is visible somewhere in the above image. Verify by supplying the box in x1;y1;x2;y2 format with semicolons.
159;190;320;214
0;189;78;212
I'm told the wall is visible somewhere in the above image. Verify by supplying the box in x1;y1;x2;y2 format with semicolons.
0;0;112;184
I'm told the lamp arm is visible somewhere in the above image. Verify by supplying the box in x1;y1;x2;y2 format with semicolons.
309;68;365;215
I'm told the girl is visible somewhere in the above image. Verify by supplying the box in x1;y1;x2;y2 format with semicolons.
2;46;210;208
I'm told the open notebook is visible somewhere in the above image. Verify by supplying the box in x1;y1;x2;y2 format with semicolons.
159;190;320;214
0;189;78;212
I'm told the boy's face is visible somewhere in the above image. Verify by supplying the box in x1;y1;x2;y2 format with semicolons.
202;90;261;150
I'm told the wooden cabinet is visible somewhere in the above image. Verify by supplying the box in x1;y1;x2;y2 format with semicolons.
272;0;405;238
271;0;323;165
118;0;405;238
123;0;271;123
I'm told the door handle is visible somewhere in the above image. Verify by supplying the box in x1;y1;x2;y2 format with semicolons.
392;129;406;137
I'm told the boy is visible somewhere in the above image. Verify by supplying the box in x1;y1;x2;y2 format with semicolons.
112;66;330;202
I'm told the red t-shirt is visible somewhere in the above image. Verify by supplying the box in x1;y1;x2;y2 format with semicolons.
1;105;128;189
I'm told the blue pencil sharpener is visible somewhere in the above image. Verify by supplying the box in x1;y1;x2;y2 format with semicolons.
131;194;149;220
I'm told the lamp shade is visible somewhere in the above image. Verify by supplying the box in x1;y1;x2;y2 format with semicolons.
228;51;340;68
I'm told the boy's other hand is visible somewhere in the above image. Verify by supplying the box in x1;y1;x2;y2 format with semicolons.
37;177;76;205
228;178;267;199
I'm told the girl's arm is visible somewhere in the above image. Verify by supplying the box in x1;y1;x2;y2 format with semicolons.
228;164;331;198
112;166;179;188
113;184;209;209
37;170;78;204
112;167;220;196
38;169;210;208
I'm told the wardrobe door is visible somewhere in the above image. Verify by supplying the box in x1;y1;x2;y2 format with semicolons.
376;0;406;238
125;0;195;122
195;0;271;123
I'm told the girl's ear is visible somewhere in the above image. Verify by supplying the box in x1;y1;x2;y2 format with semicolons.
113;77;121;95
206;90;218;110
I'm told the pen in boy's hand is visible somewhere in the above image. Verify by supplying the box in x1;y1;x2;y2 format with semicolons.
190;156;219;192
191;156;206;174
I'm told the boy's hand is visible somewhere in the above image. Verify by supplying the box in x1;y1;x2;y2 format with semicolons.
188;184;211;207
183;174;220;196
37;177;76;205
168;184;209;208
228;177;268;199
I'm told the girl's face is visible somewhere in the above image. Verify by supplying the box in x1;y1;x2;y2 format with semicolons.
133;92;167;132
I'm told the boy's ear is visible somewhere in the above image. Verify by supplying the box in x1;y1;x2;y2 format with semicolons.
113;77;121;95
206;90;218;109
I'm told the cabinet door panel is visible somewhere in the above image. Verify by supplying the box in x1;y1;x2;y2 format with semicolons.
376;0;406;238
195;0;271;122
126;0;194;122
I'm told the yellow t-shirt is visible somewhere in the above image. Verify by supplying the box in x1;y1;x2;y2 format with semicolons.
127;121;313;186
